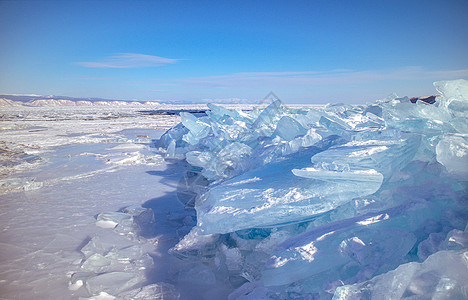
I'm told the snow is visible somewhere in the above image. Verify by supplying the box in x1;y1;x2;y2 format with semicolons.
1;79;467;299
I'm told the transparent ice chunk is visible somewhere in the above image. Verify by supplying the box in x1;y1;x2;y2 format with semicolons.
440;229;468;251
105;245;144;262
81;253;112;273
85;272;145;296
319;116;351;137
417;232;446;261
434;79;468;116
157;122;188;149
300;129;322;147
220;244;243;272
262;216;416;287
118;282;181;300
206;103;245;122
170;227;220;260
252;100;283;130
180;112;211;145
81;236;106;259
177;263;216;285
292;167;383;184
96;212;133;230
196;150;383;234
436;135;468;177
310;133;420;179
185;151;214;168
333;250;468;300
274;116;307;141
121;205;155;227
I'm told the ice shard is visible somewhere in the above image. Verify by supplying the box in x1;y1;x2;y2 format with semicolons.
261;203;421;287
333;249;468;300
436;135;468;178
85;272;145;296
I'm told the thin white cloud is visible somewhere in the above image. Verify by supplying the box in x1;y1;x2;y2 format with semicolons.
169;67;468;88
76;53;183;68
79;77;114;80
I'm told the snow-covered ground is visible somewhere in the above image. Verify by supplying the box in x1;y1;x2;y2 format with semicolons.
0;105;205;299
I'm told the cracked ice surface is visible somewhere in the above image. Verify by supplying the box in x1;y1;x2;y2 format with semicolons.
160;79;468;299
0;105;179;194
0;105;188;299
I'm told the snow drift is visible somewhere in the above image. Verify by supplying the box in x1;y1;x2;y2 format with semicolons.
158;79;468;299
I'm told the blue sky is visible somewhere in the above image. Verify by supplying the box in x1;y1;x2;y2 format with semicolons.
0;0;467;104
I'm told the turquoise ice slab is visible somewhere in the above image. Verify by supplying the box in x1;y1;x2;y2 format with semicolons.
436;135;468;178
196;148;383;235
180;112;211;145
262;202;420;287
273;116;308;141
310;132;421;179
333;249;468;300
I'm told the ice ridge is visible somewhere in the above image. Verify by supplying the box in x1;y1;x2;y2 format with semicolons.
159;79;468;299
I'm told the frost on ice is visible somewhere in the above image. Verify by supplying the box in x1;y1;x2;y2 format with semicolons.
158;79;468;299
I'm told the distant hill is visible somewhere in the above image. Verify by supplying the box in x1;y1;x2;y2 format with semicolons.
0;94;161;107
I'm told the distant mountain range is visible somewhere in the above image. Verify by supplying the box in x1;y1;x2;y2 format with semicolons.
0;94;256;107
0;94;161;107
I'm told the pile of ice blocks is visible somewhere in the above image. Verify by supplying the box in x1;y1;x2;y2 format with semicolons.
159;80;468;299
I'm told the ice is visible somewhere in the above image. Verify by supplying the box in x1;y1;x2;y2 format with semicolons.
252;99;283;135
195;149;384;234
434;79;468;115
158;79;468;299
95;205;155;237
292;167;383;184
418;229;468;260
177;263;217;285
122;205;155;228
109;143;147;151
80;244;151;275
79;291;117;300
73;218;156;297
105;245;144;262
333;249;468;300
81;237;107;259
221;244;244;272
117;282;180;300
274;116;308;141
169;227;220;259
187;142;253;180
85;271;145;296
96;212;134;232
0;177;43;193
441;229;468;250
81;253;113;273
261;208;418;287
206;103;246;122
180;112;211;145
309;134;421;180
436;135;468;177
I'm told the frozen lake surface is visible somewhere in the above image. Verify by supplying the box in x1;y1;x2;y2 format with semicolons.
0;106;227;299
